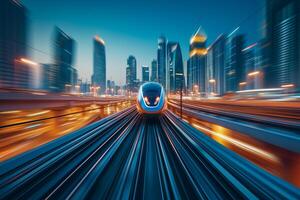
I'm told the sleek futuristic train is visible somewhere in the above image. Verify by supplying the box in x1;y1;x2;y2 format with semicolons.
137;82;166;114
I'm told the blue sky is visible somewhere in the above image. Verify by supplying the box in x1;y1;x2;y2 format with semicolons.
22;0;264;85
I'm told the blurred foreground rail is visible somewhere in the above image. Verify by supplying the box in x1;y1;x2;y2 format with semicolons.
0;91;134;161
0;107;299;199
168;99;300;187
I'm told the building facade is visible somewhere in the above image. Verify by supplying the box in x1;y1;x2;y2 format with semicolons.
150;59;158;82
225;33;245;92
92;36;106;94
264;0;300;90
142;65;149;83
187;27;207;96
167;42;185;94
206;35;226;96
0;0;28;88
52;27;76;92
157;36;167;89
243;43;262;90
126;55;138;92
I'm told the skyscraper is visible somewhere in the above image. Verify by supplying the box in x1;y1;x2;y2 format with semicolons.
264;0;300;90
126;55;137;92
243;43;262;90
92;36;106;94
0;0;28;87
187;27;207;96
52;27;76;92
206;35;226;96
157;36;167;89
142;65;149;83
107;80;115;95
151;59;158;82
167;42;185;94
225;31;245;92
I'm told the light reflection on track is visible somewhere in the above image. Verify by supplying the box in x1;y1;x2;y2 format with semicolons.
0;101;133;161
169;104;300;188
0;108;298;199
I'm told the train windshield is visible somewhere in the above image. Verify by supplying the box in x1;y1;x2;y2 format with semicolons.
142;83;161;106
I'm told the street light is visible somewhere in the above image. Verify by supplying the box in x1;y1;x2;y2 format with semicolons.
19;58;38;66
248;71;260;77
247;71;261;89
239;82;247;90
281;84;294;88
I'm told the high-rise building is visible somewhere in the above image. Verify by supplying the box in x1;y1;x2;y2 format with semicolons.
107;80;115;95
264;0;300;90
0;0;28;88
167;42;185;94
150;59;158;82
126;55;138;92
79;80;91;95
187;27;207;96
206;35;226;96
52;27;76;92
157;36;167;89
243;43;262;90
142;65;149;83
92;36;106;94
225;31;245;92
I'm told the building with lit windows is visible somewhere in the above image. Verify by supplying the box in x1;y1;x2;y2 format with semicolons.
167;42;185;94
126;55;138;92
52;27;76;92
142;65;149;83
157;36;167;90
150;59;158;82
242;43;263;90
0;0;28;88
206;35;226;96
264;0;300;90
92;35;106;94
225;29;245;92
187;27;207;96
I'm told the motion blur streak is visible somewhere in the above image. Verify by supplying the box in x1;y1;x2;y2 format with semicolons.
168;99;300;187
0;108;299;199
191;123;279;163
0;100;133;161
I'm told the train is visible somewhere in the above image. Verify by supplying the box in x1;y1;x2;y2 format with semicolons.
136;82;166;114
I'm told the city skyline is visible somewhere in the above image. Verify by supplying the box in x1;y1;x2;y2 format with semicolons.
21;0;263;84
1;1;300;195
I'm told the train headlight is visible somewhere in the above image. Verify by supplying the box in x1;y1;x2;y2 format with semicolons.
144;97;150;105
154;96;160;105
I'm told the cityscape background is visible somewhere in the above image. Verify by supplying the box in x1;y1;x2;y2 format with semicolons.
1;0;300;191
1;0;299;98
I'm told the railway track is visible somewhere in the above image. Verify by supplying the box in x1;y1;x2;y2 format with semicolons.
0;107;299;199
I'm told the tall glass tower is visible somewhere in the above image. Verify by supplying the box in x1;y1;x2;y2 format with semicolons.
142;65;149;83
126;55;137;92
167;42;185;94
92;36;106;94
206;35;226;96
225;32;245;92
157;36;167;89
151;59;158;82
53;27;76;92
187;27;207;96
0;0;28;87
264;0;300;90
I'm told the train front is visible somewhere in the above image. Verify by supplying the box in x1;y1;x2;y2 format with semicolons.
137;82;166;114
